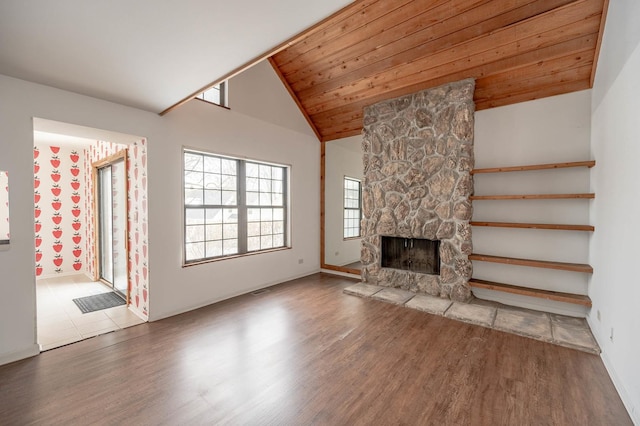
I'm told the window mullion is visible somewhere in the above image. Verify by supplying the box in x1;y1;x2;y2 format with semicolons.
237;160;248;254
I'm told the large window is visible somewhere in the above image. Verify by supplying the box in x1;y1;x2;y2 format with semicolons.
343;177;361;239
196;82;227;107
183;149;288;264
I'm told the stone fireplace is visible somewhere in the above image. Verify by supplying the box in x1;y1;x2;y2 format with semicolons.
360;79;475;302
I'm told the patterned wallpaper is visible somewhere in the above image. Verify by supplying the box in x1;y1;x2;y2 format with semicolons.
34;145;86;277
0;171;9;241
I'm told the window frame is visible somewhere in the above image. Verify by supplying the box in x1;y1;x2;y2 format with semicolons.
343;176;362;240
182;148;290;266
195;82;228;108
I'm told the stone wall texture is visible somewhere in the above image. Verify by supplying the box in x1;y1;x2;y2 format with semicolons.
361;79;475;302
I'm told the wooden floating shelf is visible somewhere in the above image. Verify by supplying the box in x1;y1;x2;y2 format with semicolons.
470;193;595;200
469;253;593;274
469;278;592;307
470;222;594;232
471;160;595;174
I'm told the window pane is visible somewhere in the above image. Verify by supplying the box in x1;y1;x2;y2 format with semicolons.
273;208;284;221
204;156;221;173
260;192;271;206
186;208;205;225
204;173;221;190
223;224;238;239
248;222;260;237
246;177;259;191
259;165;271;179
261;208;273;221
246;163;259;177
248;236;260;251
184;171;204;189
261;235;273;249
186;225;205;243
184;153;203;172
185;242;205;261
273;234;284;247
272;167;283;180
206;241;222;258
224;208;238;223
272;193;283;206
206;224;222;240
185;189;203;205
221;175;236;191
221;159;236;175
248;208;260;222
206;208;222;224
204;190;221;205
261;221;273;235
246;191;259;206
223;239;238;255
222;191;237;206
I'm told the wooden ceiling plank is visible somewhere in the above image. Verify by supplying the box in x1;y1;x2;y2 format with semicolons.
312;39;595;140
272;0;379;67
291;0;576;94
275;0;422;76
302;10;601;115
474;53;594;94
475;64;593;99
301;0;602;112
284;0;491;84
475;78;591;110
311;34;597;129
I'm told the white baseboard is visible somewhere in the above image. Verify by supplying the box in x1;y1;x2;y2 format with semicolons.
587;317;639;425
0;344;40;366
321;268;361;279
150;269;322;322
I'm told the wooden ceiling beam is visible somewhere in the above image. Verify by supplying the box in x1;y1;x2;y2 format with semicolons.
291;0;576;94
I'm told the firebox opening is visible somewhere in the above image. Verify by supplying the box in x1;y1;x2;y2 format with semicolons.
381;236;440;275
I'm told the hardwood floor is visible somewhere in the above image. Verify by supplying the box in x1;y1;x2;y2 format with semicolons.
0;273;631;425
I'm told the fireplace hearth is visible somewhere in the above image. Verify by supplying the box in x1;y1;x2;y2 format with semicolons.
381;236;440;275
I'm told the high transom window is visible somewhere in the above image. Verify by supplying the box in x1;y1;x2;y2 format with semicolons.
183;149;288;264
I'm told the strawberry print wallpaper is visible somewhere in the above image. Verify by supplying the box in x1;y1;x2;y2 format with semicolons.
34;145;86;278
0;171;9;241
85;140;148;319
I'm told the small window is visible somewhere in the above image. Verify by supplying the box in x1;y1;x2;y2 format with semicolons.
343;177;361;239
183;149;288;264
196;82;228;107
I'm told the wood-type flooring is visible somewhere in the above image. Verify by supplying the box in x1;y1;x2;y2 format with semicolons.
0;273;631;425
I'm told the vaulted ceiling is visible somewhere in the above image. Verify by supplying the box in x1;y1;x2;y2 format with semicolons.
270;0;608;141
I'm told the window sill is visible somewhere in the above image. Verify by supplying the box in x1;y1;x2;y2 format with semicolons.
343;236;362;241
183;246;291;268
194;98;230;110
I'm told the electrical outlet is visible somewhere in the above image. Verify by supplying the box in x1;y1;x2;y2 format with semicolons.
597;310;601;321
298;258;304;264
610;327;614;342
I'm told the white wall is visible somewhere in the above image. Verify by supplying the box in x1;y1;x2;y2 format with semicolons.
473;90;592;316
589;0;640;422
229;60;315;139
324;135;363;266
0;68;320;364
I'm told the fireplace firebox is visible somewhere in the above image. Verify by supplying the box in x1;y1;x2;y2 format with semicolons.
381;236;440;275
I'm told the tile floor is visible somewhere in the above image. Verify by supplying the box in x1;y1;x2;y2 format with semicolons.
344;283;600;354
37;275;145;351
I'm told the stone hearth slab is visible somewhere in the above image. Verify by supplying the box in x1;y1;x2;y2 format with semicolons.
494;308;552;341
551;320;599;354
343;283;383;298
371;288;415;305
405;294;452;315
445;303;496;327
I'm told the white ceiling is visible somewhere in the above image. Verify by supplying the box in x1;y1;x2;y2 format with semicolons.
0;0;353;113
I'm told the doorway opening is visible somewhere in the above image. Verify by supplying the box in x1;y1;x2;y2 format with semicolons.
32;118;149;351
